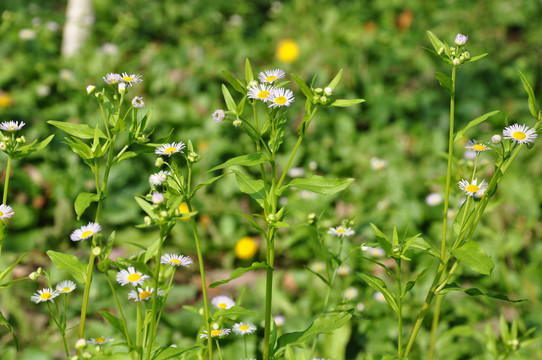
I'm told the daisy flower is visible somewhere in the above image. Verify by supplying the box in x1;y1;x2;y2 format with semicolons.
425;193;443;206
212;109;225;122
0;204;15;219
200;328;231;339
149;170;171;186
121;72;143;86
328;226;355;237
336;265;351;276
0;121;25;132
232;322;257;336
155;142;186;156
128;286;164;302
103;73;122;84
56;280;76;294
160;254;193;267
361;246;386;258
70;222;101;241
247;84;275;102
259;69;285;84
31;288;60;303
465;139;490;153
116;266;150;287
273;315;285;326
132;96;145;108
503;124;537;144
88;337;114;345
458;178;488;197
268;87;295;108
343;287;359;300
212;295;235;309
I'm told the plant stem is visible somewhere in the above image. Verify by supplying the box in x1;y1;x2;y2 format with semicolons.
428;295;443;360
2;156;11;204
396;259;403;359
106;273;132;348
78;252;96;340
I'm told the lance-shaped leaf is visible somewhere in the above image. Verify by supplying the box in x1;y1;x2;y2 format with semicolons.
435;72;453;96
209;153;270;172
99;311;126;339
357;273;399;313
277;175;354;195
274;311;353;357
330;99;365;107
426;30;446;54
327;69;343;90
245;58;254;83
11;135;55;160
519;71;538;118
0;253;27;283
222;85;238;114
232;170;266;208
438;283;524;302
46;250;87;284
370;223;392;256
454;111;499;143
210;262;272;288
74;192;100;220
48;120;106;139
466;53;488;63
451;241;494;275
291;73;313;102
222;71;246;95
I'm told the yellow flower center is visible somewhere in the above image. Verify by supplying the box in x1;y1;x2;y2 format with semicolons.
62;287;71;292
9;125;16;130
169;259;181;265
95;337;106;343
235;237;258;260
266;75;278;82
465;184;479;193
127;273;141;282
513;131;526;140
0;211;3;216
81;230;93;238
139;291;152;299
165;147;177;154
257;90;270;99
472;144;486;151
41;292;52;299
275;96;287;105
122;76;133;82
210;330;222;337
240;325;249;331
336;229;346;233
218;303;228;309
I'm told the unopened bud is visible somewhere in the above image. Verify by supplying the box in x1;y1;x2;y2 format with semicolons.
314;88;323;94
455;33;468;46
0;142;5;151
75;338;87;350
144;216;152;226
320;96;328;104
232;119;242;127
267;213;277;222
324;87;333;96
307;213;317;225
152;192;164;204
92;247;101;256
155;157;164;167
248;80;258;88
16;136;26;144
463;51;470;60
37;267;46;275
452;58;461;66
187;151;198;162
82;352;92;359
118;82;126;94
491;135;502;144
29;271;40;280
313;95;321;104
159;210;168;218
86;85;96;94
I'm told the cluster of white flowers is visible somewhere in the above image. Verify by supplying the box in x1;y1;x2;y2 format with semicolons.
30;280;77;304
247;69;295;108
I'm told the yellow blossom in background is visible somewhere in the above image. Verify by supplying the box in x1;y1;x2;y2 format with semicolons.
276;39;300;63
0;92;14;108
178;202;192;222
235;236;258;260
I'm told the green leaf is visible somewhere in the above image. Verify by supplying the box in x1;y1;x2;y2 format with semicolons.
0;311;18;350
135;196;158;220
304;266;330;286
221;84;238;114
519;71;538;118
230;212;266;236
402;267;430;297
438;283;525;302
500;314;510;343
404;237;440;258
98;231;116;272
92;353;135;360
245;58;254;84
211;305;258;321
274;311;353;357
0;253;27;283
222;71;246;95
466;53;488;63
191;173;227;196
290;73;313;102
144;238;161;263
327;69;343;90
74;192;100;220
278;175;354;195
435;72;453;96
209;262;272;288
99;311;126;340
46;250;87;284
357;273;399;313
48;120;106;139
208;153;270;172
232;170;266;208
370;224;392;256
454;111;499;143
114;151;138;164
152;346;201;360
426;30;446;54
330;99;365;107
451;241;494;275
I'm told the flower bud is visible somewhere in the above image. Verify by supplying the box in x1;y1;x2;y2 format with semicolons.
314;88;323;94
0;142;6;151
92;247;101;256
307;212;317;225
313;95;321;104
155;157;164;167
152;192;164;204
491;135;502;144
75;338;87;350
463;51;470;60
437;46;445;55
159;210;168;218
118;82;126;94
232;119;242;127
86;85;96;94
144;216;152;226
82;352;92;359
324;87;333;96
320;95;328;104
37;267;46;275
248;80;258;88
187;151;198;163
267;213;277;222
29;271;40;280
455;33;468;46
16;136;26;144
452;58;461;66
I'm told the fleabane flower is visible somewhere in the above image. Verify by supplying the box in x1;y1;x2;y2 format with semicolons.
248;84;275;102
328;226;355;237
336;265;351;276
31;288;60;303
212;109;225;122
88;337;114;345
458;178;488;197
132;96;144;108
200;328;231;339
455;33;468;46
233;322;257;335
0;121;25;132
128;286;164;302
56;280;76;294
212;295;235;309
465;139;490;153
149;170;171;186
116;266;150;287
0;204;15;219
121;72;143;86
268;87;294;108
103;73;122;84
258;69;285;84
160;254;193;267
70;222;101;241
155;142;186;156
503;124;537;144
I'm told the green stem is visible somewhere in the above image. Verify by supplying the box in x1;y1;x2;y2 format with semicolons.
2;156;11;204
215;339;223;360
243;336;248;359
78;252;96;340
428;295;443;360
396;259;403;359
106;272;132;348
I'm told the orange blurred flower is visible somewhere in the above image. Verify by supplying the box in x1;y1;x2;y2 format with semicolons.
276;39;300;63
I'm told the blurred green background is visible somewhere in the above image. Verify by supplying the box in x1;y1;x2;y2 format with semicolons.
1;0;542;359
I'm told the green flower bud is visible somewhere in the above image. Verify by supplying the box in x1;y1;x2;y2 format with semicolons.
75;338;87;350
29;271;40;280
0;142;6;151
144;216;152;226
82;352;92;359
463;51;470;60
452;58;461;66
324;87;333;96
267;213;277;222
248;80;258;88
92;247;101;256
307;213;317;225
16;136;26;144
320;95;328;104
155;157;164;167
188;151;199;163
86;85;96;94
232;119;243;127
314;88;323;94
313;95;321;104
